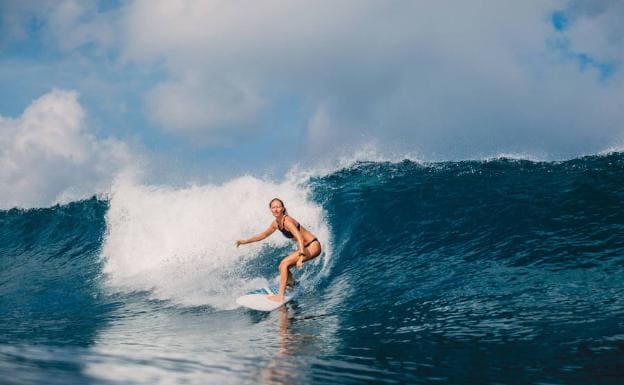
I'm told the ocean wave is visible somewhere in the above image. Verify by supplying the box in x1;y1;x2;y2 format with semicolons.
1;154;623;368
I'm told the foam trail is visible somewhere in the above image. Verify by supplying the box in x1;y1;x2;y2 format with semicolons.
101;175;330;309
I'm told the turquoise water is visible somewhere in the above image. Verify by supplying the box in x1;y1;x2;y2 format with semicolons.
1;154;624;384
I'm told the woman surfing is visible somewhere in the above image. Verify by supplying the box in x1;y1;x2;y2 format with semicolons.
236;198;321;302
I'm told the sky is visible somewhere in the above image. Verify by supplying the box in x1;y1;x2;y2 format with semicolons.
0;0;623;208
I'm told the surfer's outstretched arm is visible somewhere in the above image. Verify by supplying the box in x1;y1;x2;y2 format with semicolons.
235;223;277;247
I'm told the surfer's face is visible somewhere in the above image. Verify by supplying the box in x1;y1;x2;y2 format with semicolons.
270;201;284;216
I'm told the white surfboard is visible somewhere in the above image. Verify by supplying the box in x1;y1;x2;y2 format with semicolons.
236;286;294;311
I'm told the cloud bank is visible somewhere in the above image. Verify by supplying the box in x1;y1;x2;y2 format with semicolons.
0;90;137;209
111;0;622;158
1;0;623;177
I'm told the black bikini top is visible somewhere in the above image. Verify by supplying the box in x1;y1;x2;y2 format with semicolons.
278;215;300;239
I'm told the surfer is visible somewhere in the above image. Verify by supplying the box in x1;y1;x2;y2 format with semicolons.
236;198;322;302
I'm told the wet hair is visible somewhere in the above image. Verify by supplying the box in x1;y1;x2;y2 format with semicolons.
269;198;288;215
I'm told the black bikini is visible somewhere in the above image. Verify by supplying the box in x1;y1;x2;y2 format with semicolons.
278;215;320;248
278;215;299;239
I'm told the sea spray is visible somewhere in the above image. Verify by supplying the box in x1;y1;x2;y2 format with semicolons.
101;176;331;309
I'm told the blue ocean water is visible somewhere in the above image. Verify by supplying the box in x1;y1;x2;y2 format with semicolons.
1;154;624;384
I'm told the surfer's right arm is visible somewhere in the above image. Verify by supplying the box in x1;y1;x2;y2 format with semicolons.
235;223;277;247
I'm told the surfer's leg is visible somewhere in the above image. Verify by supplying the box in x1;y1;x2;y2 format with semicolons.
267;251;300;302
267;242;322;302
286;269;295;288
278;252;300;294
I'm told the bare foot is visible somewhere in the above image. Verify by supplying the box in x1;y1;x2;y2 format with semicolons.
267;294;284;302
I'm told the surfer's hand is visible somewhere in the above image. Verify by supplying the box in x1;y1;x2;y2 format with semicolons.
296;256;304;269
235;239;244;247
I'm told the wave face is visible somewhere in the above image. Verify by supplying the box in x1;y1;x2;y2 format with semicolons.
1;153;624;384
0;198;111;346
309;153;624;383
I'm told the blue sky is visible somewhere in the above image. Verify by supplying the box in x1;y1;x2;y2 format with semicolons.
1;0;623;208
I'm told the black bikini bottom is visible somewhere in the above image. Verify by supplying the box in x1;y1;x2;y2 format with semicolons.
304;238;320;248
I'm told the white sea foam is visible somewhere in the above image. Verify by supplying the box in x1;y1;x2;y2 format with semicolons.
599;140;624;156
484;152;546;162
101;175;331;310
287;141;426;183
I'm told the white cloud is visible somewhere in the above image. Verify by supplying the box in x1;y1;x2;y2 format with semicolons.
111;0;624;158
145;75;265;135
4;1;624;161
0;89;138;209
558;0;624;63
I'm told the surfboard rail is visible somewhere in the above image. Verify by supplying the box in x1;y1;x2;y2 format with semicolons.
236;285;294;311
